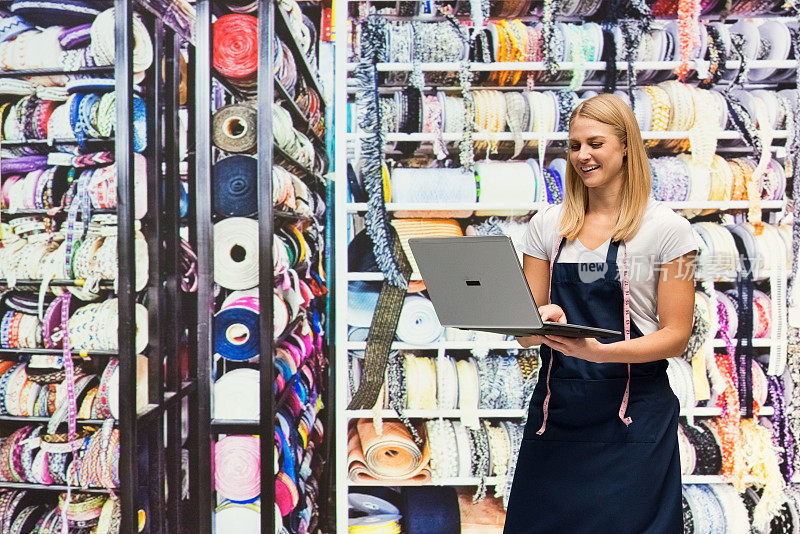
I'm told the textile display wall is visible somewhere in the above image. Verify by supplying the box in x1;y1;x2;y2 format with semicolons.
338;0;800;532
200;1;332;533
0;1;198;533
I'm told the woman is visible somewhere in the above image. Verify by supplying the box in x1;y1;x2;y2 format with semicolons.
504;94;696;533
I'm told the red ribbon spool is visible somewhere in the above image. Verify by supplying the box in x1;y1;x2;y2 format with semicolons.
213;14;258;86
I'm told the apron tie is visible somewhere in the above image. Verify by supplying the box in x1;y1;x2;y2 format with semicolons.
619;363;632;426
536;356;554;435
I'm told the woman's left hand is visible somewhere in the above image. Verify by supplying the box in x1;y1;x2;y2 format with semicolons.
542;335;608;363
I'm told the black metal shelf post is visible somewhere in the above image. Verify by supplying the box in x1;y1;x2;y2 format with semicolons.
164;22;189;534
192;1;215;533
114;2;139;532
258;1;277;533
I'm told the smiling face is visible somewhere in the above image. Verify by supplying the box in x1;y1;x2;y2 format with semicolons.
568;116;627;191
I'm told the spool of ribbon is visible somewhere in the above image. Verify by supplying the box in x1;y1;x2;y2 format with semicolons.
90;8;153;81
214;435;261;502
212;156;258;218
214;297;260;362
0;14;32;44
213;14;258;88
474;162;537;216
396;295;444;346
213;368;260;420
213;217;259;290
347;282;379;328
214;502;261;531
212;104;257;154
389;167;476;218
347;420;431;482
11;0;101;26
389;218;463;292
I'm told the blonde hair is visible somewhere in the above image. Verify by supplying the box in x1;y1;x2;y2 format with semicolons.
557;93;651;242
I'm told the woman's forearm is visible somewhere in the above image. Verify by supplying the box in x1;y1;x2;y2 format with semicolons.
598;326;691;364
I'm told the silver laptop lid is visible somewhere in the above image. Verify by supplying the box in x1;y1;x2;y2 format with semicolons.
408;236;544;331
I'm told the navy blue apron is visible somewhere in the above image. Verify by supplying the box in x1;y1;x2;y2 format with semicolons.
504;239;682;534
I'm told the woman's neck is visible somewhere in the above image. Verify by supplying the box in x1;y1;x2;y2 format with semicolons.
586;178;623;217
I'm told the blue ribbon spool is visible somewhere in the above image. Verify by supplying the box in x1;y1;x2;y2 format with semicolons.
0;15;32;44
212;155;258;218
213;305;260;361
180;181;188;218
10;0;101;26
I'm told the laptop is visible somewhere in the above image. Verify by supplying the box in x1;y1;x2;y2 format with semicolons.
407;235;621;339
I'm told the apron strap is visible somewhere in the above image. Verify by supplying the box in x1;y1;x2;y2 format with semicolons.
536;236;564;435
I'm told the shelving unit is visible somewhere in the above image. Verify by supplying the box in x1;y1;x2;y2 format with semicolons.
0;2;198;532
192;1;331;532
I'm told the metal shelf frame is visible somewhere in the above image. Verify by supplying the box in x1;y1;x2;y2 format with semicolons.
0;3;198;533
193;2;333;532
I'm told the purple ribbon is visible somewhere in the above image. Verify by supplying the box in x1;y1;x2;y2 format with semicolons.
1;156;48;175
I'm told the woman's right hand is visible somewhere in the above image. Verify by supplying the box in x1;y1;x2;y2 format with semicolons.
515;304;567;348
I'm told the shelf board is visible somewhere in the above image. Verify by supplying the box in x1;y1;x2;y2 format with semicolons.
0;415;111;425
137;403;161;423
0;481;116;493
1;137;115;147
0;348;117;357
348;475;760;486
0;279;115;289
211;419;260;434
0;208;116;217
344;59;800;73
344;200;786;213
347;409;526;418
0;66;115;78
345;407;774;419
346;131;788;142
344;338;775;350
274;144;325;184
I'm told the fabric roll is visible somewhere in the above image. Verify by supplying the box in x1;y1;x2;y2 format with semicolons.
390;167;476;218
213;217;259;290
214;368;260;420
396;295;444;346
666;357;694;412
390;218;463;292
11;0;101;25
214;304;260;362
214;502;261;531
475;162;537;215
212;104;257;154
212;156;258;218
213;14;258;87
347;282;380;328
709;484;750;534
401;487;460;534
214;435;261;502
348;420;431;483
349;514;402;533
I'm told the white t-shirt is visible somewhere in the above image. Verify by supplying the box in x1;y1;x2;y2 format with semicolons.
519;198;698;335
